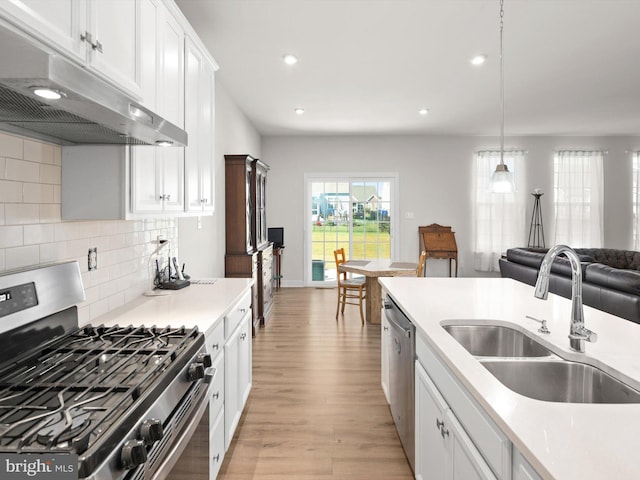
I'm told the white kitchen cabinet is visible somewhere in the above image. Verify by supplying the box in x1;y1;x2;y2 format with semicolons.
224;292;252;450
158;4;184;128
415;328;510;480
0;0;143;98
139;0;161;111
131;146;185;213
381;311;390;403
415;360;497;480
512;450;542;480
184;37;215;213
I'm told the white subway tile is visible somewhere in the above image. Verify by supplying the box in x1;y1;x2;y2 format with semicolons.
24;224;54;244
39;241;67;264
5;245;39;270
0;206;4;225
39;204;61;223
52;146;61;166
5;204;39;225
5;158;38;182
39;164;61;185
0;249;5;271
53;185;61;203
77;221;101;239
24;139;55;164
23;183;54;203
66;238;89;259
0;132;23;159
0;225;23;248
0;157;5;179
77;304;91;326
99;279;117;298
108;292;125;311
54;223;79;242
100;221;119;236
0;180;22;203
90;298;110;321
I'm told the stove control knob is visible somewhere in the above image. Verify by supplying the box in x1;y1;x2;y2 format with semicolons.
140;418;163;445
197;353;212;368
121;439;147;470
187;362;205;381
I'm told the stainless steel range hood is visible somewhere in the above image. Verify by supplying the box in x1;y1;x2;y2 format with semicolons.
0;27;187;147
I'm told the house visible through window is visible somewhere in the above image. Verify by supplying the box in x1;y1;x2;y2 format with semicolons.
473;150;526;272
553;150;604;248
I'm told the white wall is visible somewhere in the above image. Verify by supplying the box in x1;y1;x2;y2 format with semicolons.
0;131;178;324
178;79;261;278
263;135;640;286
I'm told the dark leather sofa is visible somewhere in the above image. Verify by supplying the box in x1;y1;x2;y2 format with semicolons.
499;247;640;324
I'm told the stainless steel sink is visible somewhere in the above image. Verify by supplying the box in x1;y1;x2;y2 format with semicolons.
443;324;551;357
481;359;640;403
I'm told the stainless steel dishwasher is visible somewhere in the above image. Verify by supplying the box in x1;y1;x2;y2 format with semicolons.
384;295;416;472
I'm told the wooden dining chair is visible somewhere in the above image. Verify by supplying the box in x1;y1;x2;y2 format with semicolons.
334;248;367;324
417;250;427;277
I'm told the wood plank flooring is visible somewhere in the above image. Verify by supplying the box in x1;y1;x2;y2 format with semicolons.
218;287;413;480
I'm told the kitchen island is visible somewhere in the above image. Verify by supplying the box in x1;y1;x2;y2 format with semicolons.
380;277;640;480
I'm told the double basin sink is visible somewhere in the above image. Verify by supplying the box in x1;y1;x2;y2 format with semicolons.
443;324;640;404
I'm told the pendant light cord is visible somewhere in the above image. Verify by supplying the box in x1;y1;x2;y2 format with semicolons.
499;0;505;166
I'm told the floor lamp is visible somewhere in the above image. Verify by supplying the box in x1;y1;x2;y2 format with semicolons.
528;190;545;248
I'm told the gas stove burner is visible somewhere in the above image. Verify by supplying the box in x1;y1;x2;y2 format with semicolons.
36;408;92;449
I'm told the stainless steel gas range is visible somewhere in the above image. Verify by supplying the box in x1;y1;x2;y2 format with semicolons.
0;262;212;480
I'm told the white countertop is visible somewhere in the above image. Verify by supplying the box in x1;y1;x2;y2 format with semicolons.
380;277;640;480
83;279;253;338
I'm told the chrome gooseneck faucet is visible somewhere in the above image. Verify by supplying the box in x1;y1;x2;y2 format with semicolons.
533;245;597;353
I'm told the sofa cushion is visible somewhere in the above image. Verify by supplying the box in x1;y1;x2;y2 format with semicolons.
505;248;591;277
576;248;640;271
585;263;640;295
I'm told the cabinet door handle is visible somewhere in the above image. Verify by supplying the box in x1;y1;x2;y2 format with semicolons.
436;418;444;430
211;343;219;350
212;453;220;463
92;39;103;53
239;307;247;313
440;427;449;438
240;333;247;340
212;391;220;399
80;31;92;44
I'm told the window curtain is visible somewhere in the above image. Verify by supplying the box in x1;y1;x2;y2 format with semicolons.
553;151;604;248
633;153;640;250
474;151;526;272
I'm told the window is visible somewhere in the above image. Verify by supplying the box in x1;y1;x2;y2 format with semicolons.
473;151;526;272
305;174;397;285
553;151;604;247
633;152;640;249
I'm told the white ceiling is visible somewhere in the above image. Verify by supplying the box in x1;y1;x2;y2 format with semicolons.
175;0;640;137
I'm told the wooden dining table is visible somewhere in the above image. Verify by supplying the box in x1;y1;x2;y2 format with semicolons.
338;259;418;324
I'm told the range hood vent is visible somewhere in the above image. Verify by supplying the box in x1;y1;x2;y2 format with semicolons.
0;27;187;147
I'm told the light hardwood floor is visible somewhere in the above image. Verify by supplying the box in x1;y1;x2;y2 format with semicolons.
218;287;414;480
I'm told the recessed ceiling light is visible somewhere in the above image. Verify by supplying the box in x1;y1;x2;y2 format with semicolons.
470;55;487;66
418;109;429;116
32;87;64;100
283;54;298;65
294;108;305;115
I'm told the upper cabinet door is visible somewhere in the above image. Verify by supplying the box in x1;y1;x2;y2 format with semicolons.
87;0;141;96
0;0;86;59
0;0;142;98
158;7;184;128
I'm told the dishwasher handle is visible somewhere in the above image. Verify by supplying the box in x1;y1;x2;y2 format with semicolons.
384;301;414;337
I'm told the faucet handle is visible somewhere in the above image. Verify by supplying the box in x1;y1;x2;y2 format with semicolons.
525;315;550;334
569;326;598;343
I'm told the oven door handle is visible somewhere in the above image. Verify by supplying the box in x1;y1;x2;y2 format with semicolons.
204;366;215;384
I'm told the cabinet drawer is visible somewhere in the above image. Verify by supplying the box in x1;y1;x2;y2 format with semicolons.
210;408;225;479
417;331;511;479
209;353;224;421
225;290;251;336
207;320;224;359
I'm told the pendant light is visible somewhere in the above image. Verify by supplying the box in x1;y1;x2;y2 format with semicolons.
490;0;515;193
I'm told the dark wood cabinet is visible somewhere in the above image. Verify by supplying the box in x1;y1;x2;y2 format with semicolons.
225;155;273;334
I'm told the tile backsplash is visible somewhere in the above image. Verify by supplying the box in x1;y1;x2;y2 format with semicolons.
0;132;178;324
